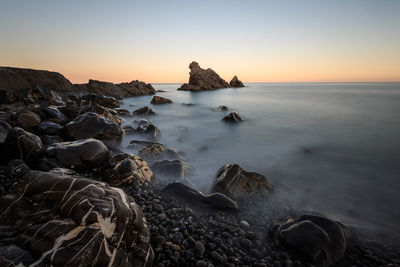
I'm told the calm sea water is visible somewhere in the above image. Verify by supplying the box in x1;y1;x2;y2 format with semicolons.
121;82;400;235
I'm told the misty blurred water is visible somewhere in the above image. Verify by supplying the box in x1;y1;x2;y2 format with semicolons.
121;82;400;235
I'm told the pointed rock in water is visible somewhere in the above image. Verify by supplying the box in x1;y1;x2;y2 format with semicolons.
271;214;350;266
0;169;153;266
222;112;243;122
151;95;173;104
230;75;245;87
133;106;156;115
136;124;161;139
212;164;273;198
178;61;231;91
61;112;124;145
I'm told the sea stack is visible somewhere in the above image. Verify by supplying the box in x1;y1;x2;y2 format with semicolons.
178;61;231;91
230;75;245;87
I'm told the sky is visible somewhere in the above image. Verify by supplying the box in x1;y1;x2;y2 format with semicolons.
0;0;399;83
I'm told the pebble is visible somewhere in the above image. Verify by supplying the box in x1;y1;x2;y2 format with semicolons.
210;251;224;263
195;241;205;257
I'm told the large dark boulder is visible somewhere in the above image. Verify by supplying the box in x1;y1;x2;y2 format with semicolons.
178;61;231;91
16;111;41;128
212;164;273;198
38;121;62;135
2;127;43;164
62;112;124;145
270;214;351;266
229;75;245;87
40;106;68;124
117;80;156;96
104;153;154;187
45;138;109;168
150;96;172;104
0;170;153;266
161;182;238;211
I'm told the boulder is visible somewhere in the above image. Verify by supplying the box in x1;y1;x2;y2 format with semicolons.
2;127;43;163
270;214;350;266
136;124;160;139
161;182;238;211
0;170;153;266
81;93;120;108
16;111;41;128
40;106;68;124
229;75;245;87
104;153;154;187
212;164;273;198
46;138;109;168
60;101;121;125
115;108;131;116
38;121;62;135
133;106;156;115
62;112;124;145
222;112;243;122
139;144;165;160
151;160;196;180
41;135;63;146
178;61;231;91
116;80;156;96
150;96;173;104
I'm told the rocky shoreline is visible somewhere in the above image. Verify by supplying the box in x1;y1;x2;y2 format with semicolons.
0;67;399;266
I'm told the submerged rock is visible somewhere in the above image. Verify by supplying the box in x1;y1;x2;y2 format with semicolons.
62;112;124;145
46;138;109;168
229;75;245;87
133;106;156;115
151;95;173;104
218;105;228;111
178;61;231;91
161;182;238;211
104;153;154;186
212;164;273;198
270;214;350;266
222;112;243;122
151;159;196;180
0;170;153;266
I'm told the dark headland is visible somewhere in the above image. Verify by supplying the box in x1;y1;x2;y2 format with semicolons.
0;64;398;266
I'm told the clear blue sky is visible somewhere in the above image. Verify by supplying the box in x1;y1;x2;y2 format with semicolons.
1;0;399;82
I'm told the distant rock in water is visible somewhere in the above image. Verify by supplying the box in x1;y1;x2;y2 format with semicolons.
178;61;231;91
0;66;155;99
151;95;173;104
230;75;245;87
222;112;243;122
133;106;156;115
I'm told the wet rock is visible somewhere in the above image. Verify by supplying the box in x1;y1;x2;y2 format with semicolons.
81;93;120;108
133;106;156;115
0;120;11;143
129;140;163;149
161;182;238;211
115;108;131;116
151;96;173;104
41;135;63;146
62;112;124;145
45;138;108;168
139;144;165;160
123;125;136;134
212;164;273;198
38;121;62;135
178;61;231;91
60;101;121;125
222;112;243;123
218;105;228;111
2;127;43;163
17;111;41;128
104;153;154;187
136;124;161;139
229;75;245;87
151;160;196;180
271;214;351;266
0;170;153;266
40;106;68;124
182;103;195;106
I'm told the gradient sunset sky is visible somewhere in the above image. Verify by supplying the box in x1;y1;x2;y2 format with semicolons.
1;0;399;83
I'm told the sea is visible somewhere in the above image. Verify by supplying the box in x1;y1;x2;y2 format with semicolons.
120;82;400;237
